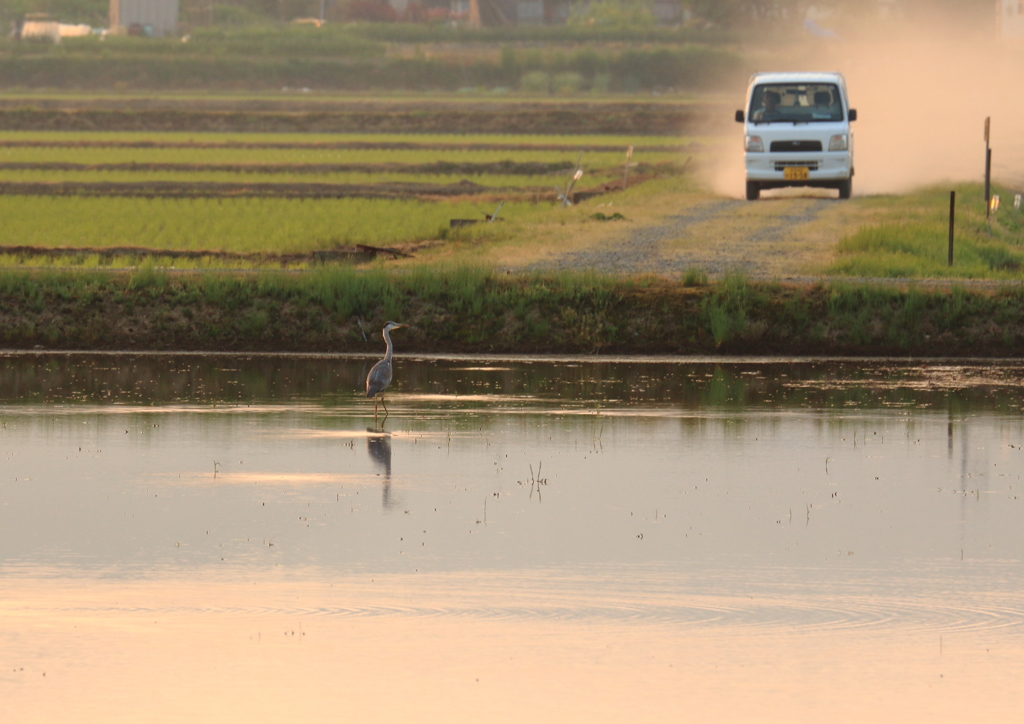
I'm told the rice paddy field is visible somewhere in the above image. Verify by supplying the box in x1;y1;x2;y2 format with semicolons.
2;108;1024;357
0;129;703;268
1;123;1022;280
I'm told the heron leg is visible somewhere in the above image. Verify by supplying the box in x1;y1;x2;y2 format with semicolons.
373;398;378;419
380;395;389;417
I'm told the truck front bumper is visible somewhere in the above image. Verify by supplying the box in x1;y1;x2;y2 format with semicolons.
745;152;852;187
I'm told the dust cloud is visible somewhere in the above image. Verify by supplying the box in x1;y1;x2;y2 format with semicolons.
706;18;1024;198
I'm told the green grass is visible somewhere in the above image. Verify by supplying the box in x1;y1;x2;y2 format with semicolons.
826;184;1024;279
702;271;758;346
0;196;533;253
0;168;588;188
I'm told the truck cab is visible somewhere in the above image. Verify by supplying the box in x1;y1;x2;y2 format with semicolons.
735;72;856;200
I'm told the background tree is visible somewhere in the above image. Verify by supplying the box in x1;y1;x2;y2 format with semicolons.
566;0;655;28
2;0;108;25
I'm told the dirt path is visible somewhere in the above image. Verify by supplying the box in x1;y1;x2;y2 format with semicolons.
525;193;851;279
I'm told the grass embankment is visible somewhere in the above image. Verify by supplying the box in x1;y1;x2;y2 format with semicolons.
2;266;1024;357
827;184;1024;279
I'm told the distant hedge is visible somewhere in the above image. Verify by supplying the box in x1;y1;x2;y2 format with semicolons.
351;21;731;45
0;35;743;92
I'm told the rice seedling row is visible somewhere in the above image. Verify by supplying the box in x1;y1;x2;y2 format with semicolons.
0;196;530;254
0;162;680;188
0;161;582;175
0;170;576;190
0;144;682;168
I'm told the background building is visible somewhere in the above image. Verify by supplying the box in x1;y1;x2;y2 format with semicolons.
110;0;179;36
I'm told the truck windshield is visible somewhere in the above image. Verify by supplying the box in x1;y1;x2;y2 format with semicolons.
748;83;844;124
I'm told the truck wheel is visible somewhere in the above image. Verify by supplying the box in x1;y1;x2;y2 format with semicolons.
838;179;852;199
745;181;760;201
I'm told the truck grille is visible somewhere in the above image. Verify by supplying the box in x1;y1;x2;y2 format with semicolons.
770;140;823;152
775;161;819;172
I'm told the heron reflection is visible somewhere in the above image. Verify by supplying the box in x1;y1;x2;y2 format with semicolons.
366;426;395;510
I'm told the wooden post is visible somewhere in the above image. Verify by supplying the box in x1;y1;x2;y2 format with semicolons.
948;190;955;267
984;117;991;220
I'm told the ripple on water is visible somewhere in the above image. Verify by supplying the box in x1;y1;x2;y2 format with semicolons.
22;577;1024;635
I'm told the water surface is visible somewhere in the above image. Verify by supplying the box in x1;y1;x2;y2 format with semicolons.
2;354;1023;722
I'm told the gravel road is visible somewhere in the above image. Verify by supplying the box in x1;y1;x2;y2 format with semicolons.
523;196;833;279
521;193;1024;290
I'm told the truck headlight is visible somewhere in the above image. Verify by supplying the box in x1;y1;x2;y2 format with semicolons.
745;135;764;153
828;134;848;152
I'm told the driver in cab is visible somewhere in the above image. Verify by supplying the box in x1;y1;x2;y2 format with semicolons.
751;90;782;122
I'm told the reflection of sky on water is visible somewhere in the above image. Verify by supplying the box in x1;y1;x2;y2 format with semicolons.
3;355;1024;722
1;355;1023;579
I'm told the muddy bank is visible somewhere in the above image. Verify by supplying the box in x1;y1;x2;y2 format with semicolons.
0;139;692;153
0;178;543;199
0;270;1022;357
0;245;396;265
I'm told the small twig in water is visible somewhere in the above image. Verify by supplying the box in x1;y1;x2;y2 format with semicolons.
521;462;548;501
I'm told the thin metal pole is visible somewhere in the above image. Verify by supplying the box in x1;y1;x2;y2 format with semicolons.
985;148;992;220
948;190;955;267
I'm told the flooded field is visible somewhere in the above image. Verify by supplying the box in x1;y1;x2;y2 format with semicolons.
2;354;1024;723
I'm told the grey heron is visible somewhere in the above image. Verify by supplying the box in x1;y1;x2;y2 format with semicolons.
365;321;407;418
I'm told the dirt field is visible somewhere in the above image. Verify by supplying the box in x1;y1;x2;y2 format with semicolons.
0;102;726;136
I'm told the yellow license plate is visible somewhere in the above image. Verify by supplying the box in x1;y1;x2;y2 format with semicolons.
784;167;810;180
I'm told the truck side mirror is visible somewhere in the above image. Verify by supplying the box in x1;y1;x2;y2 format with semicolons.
735;110;744;123
848;109;857;122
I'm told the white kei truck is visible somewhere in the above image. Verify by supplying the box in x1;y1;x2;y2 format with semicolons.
735;71;857;200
